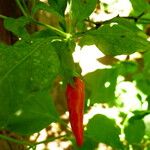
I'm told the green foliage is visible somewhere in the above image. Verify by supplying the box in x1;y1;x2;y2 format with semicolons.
134;73;150;95
6;90;58;135
124;119;145;144
130;0;150;16
134;51;150;95
0;38;60;133
32;1;64;20
51;40;75;81
84;68;118;104
4;16;30;39
117;61;138;76
87;114;123;149
31;29;58;38
80;18;150;56
131;110;150;120
72;137;98;150
70;0;97;27
48;0;67;16
0;0;150;149
144;115;150;137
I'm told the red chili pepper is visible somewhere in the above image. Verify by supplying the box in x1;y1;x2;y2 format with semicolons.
66;77;85;146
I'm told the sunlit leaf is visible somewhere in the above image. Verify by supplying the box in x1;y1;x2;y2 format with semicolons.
84;68;118;104
130;0;150;16
80;18;150;56
0;38;60;134
124;119;145;144
135;51;150;95
70;0;97;26
87;114;122;149
144;115;150;138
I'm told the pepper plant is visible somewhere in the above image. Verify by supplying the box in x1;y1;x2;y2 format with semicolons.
0;0;150;149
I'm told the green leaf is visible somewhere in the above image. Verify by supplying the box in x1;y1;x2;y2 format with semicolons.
130;0;150;16
48;0;67;16
52;40;75;80
73;137;98;150
117;61;138;75
70;0;97;25
4;17;30;39
32;1;64;20
0;38;60;134
134;73;150;95
6;90;58;135
110;17;148;33
134;51;150;95
80;18;150;56
124;119;145;144
144;50;150;72
131;110;150;120
31;29;58;39
144;115;150;138
84;68;118;104
87;114;122;149
140;13;150;24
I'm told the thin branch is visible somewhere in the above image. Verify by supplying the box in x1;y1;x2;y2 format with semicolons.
0;134;31;145
30;18;71;38
34;135;66;145
85;13;150;28
27;135;68;149
22;0;30;15
0;14;71;39
123;16;150;23
15;0;28;17
0;14;8;19
0;134;67;147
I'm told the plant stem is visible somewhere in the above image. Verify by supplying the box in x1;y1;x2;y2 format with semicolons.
34;135;66;145
16;0;28;17
0;134;31;145
30;18;71;38
0;14;71;39
27;135;67;149
86;16;150;28
22;0;30;15
0;134;67;147
123;16;150;23
0;14;8;19
1;0;71;39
